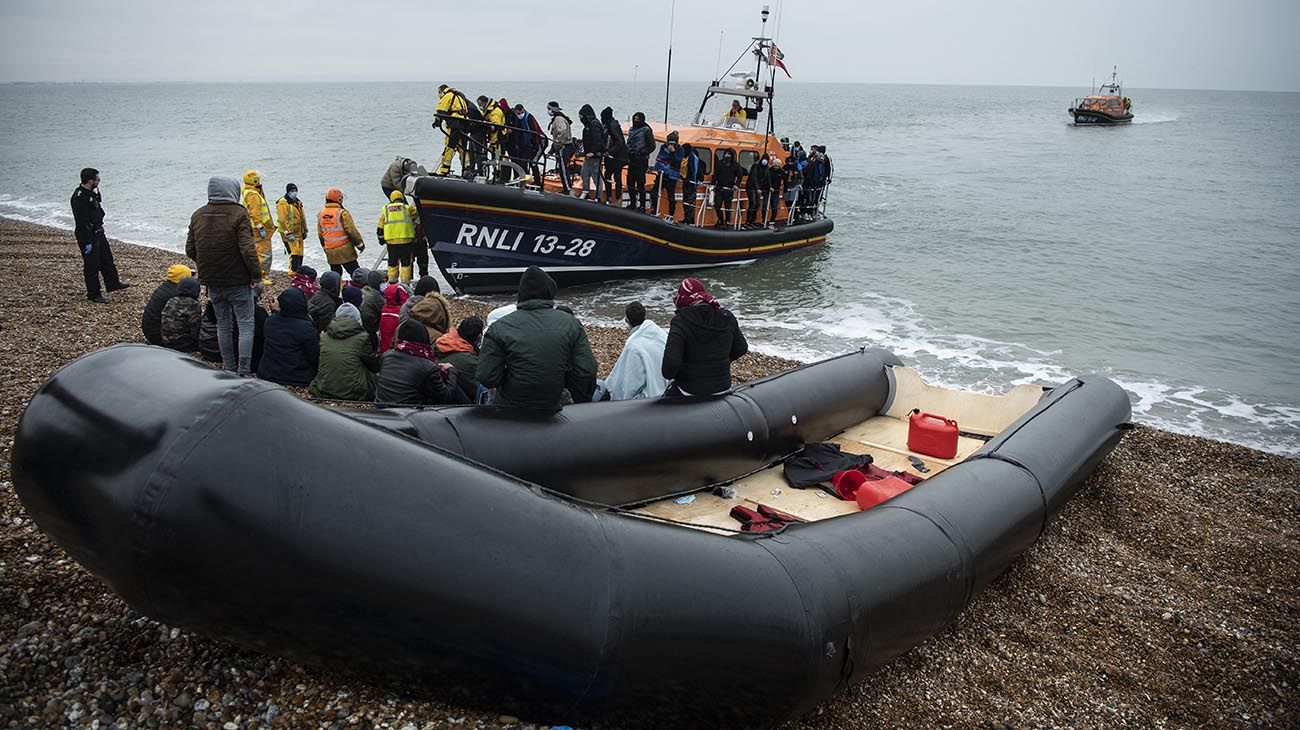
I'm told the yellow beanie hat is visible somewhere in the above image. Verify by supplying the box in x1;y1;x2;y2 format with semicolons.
166;264;194;283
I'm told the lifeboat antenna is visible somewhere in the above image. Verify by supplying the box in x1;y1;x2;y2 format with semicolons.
664;0;676;124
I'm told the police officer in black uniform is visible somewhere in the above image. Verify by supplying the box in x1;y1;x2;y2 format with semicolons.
70;167;128;303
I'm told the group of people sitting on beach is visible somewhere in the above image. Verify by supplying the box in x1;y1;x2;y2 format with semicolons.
158;175;750;409
432;86;832;226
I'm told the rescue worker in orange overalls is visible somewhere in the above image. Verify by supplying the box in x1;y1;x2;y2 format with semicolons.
317;188;364;276
242;169;278;286
376;190;419;284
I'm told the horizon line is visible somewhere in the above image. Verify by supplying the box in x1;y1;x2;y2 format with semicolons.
2;79;1297;94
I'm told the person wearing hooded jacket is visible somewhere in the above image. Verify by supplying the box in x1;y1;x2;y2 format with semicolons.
276;183;308;273
159;277;202;352
310;303;380;401
600;107;629;206
653;131;684;221
258;287;321;386
399;276;440;321
546;102;575;194
376;320;467;406
241;170;278;286
187;175;261;375
381;156;422;198
141;263;195;345
435;315;483;402
577;104;606;201
376;190;419;284
476;266;597;412
377;283;411;352
661;277;748;396
317;187;364;275
625;112;655;213
407;284;452;343
307;270;343;333
360;269;386;338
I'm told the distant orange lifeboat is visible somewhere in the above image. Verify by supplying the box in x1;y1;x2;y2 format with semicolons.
1069;66;1134;125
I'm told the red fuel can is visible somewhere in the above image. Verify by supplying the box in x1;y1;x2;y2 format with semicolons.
908;410;959;459
855;474;914;510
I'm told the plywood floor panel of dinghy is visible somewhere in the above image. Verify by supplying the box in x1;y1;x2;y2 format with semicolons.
629;370;1043;533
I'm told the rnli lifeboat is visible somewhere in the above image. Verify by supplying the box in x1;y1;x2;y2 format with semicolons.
409;9;833;295
1069;66;1134;125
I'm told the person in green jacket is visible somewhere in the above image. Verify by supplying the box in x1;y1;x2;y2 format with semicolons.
476;266;597;411
309;303;380;401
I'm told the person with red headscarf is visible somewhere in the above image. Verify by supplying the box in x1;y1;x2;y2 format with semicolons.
661;277;748;396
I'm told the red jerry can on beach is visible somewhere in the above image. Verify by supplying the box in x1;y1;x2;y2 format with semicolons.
908;409;959;459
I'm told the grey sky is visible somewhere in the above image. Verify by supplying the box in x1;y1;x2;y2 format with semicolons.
2;0;1297;91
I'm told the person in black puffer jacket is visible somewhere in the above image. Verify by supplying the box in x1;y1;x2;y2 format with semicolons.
625;112;655;213
258;287;321;386
375;320;466;405
141;264;194;345
307;270;343;333
661;277;748;396
600;106;628;206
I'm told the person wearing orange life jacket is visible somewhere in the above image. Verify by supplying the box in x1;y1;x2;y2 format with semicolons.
376;190;419;284
241;169;278;286
276;183;309;273
317;187;364;275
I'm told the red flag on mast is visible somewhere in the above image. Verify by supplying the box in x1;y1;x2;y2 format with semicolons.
768;42;791;78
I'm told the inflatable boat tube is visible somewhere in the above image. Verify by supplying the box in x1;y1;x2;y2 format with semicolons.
13;345;1130;728
343;347;904;506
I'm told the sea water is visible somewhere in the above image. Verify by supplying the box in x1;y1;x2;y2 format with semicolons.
2;82;1297;456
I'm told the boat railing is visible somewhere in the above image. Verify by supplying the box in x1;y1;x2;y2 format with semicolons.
645;174;830;230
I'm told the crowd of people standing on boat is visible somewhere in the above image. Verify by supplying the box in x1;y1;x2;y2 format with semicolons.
431;84;833;226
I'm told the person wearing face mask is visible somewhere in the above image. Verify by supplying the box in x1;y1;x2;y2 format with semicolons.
712;149;743;228
276;183;308;273
745;155;770;227
600;106;628;206
678;143;703;225
70;167;128;303
624;112;655;213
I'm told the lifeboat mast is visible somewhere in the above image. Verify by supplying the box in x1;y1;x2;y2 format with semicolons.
693;5;783;158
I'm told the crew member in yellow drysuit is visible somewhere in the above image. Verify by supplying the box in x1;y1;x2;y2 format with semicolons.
276;183;308;273
435;84;470;176
376;190;419;284
241;169;277;285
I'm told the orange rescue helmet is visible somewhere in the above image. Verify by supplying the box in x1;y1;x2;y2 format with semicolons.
325;187;344;203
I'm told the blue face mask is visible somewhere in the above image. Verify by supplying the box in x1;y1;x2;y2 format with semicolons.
288;191;298;201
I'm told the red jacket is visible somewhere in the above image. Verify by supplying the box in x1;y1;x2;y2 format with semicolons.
378;285;410;352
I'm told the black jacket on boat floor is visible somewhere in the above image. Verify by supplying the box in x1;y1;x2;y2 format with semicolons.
662;303;748;395
258;289;321;387
141;280;179;346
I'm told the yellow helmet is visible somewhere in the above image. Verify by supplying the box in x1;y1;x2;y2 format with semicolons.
243;169;262;187
389;190;405;203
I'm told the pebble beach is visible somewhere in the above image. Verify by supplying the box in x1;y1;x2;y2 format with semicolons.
1;216;1296;728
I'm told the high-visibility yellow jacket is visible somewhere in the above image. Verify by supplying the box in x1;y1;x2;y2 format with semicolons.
436;89;469;122
242;185;277;241
484;104;506;145
376;201;418;245
276;196;308;242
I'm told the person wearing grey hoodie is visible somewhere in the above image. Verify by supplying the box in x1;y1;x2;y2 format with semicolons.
186;175;260;375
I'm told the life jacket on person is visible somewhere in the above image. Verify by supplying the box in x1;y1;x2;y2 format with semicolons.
319;203;350;250
381;191;416;244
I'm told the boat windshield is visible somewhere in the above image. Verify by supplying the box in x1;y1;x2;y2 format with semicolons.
694;110;760;132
